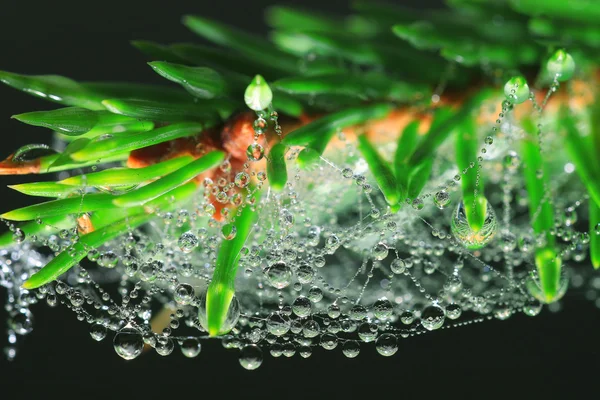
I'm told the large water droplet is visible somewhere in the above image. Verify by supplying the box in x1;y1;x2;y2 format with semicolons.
178;231;199;253
239;344;263;370
197;292;240;336
420;304;445;331
451;199;497;249
292;296;311;318
246;143;265;161
174;283;195;305
375;333;398;356
342;340;360;358
265;262;293;289
180;337;201;358
113;327;144;360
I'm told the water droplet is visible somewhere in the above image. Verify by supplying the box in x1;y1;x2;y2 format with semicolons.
265;262;293;289
13;229;25;243
411;198;424;210
297;264;315;284
113;327;143;360
327;303;341;319
443;274;462;294
503;151;520;171
234;172;250;188
90;323;107;341
99;251;118;268
375;333;398;356
9;309;33;335
174;283;195;305
221;224;237;240
451;199;497;249
267;312;290;336
253;117;267;135
320;333;338;350
246;143;265;161
522;299;542;317
180;337;201;358
445;304;462;320
400;310;414;325
433;190;451;209
308;286;323;302
239;344;263;370
420;304;445;331
390;259;406;275
197;292;240;336
358;322;378;342
546;49;575;82
155;337;174;356
303;319;320;338
292;296;311;318
342;340;360;358
280;209;294;227
372;242;389;260
178;231;199;253
373;298;393;320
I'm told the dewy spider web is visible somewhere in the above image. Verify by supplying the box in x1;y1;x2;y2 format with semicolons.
1;1;600;369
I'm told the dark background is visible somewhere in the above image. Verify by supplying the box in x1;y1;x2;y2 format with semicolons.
0;0;598;397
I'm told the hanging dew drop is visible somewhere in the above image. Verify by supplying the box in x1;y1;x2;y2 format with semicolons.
451;199;497;250
9;309;33;335
372;242;389;260
342;340;360;358
252;117;267;135
155;337;174;356
411;198;424;210
375;333;398;357
197;291;240;336
350;305;368;320
265;262;293;289
433;190;450;209
244;74;272;111
357;322;378;342
221;223;237;240
174;283;194;305
546;49;576;82
420;304;445;331
178;231;199;253
12;228;25;243
522;299;543;317
234;172;250;188
503;76;530;104
302;319;320;338
292;296;312;318
373;298;393;320
239;344;263;370
267;312;290;336
296;263;315;284
90;323;107;341
113;327;144;360
246;143;265;161
504;151;520;171
99;251;118;268
390;259;406;274
400;310;414;325
180;337;201;358
445;304;462;320
320;333;338;350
